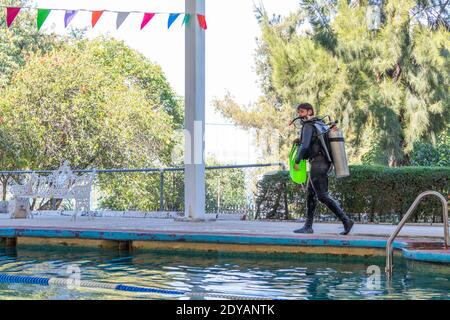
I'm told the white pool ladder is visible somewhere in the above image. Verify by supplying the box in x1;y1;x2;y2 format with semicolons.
385;191;449;281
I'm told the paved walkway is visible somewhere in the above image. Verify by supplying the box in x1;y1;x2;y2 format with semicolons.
1;214;449;263
0;213;447;240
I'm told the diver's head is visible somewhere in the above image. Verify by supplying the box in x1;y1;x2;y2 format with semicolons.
296;103;314;120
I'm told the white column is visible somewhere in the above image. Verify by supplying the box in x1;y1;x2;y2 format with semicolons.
184;0;206;220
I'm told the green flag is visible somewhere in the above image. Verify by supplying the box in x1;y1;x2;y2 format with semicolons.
182;14;191;26
37;9;51;30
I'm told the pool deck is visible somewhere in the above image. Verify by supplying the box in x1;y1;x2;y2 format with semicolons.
0;214;448;264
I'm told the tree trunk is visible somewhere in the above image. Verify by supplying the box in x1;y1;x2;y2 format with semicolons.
38;198;63;210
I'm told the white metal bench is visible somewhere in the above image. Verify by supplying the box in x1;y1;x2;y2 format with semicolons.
10;161;96;220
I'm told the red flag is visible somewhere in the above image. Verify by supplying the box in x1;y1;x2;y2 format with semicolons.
92;11;104;28
141;13;155;30
197;14;207;30
6;7;21;28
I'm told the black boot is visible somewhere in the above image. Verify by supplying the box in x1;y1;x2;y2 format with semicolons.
294;206;315;234
294;225;314;234
318;193;353;236
295;182;317;234
340;219;354;235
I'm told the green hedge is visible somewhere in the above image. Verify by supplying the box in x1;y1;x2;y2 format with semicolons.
255;165;449;223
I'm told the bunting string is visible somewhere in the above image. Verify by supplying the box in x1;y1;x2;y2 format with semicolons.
1;5;207;30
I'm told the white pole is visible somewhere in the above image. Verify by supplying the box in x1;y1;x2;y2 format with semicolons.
184;0;206;220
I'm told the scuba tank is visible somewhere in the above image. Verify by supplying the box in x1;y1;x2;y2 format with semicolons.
327;126;350;178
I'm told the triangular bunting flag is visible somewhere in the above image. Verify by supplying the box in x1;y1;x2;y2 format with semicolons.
116;12;130;29
141;13;155;30
182;14;191;26
92;11;104;28
168;13;180;29
5;8;208;32
37;9;51;30
6;7;21;28
197;14;207;30
64;10;78;28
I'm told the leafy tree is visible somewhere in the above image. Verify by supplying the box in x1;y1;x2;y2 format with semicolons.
1;42;175;168
83;37;184;128
0;40;177;208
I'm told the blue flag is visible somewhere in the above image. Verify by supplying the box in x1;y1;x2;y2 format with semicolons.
168;13;180;29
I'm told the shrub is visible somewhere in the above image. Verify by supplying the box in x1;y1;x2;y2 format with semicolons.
255;165;449;223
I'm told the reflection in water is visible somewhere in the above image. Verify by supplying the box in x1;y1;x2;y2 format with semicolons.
0;245;448;300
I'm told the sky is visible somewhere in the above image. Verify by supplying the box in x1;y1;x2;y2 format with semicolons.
32;0;300;164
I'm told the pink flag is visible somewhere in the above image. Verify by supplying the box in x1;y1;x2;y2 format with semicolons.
6;7;21;28
141;13;155;30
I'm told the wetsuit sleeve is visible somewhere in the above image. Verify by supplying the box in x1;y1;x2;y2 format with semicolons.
295;123;314;164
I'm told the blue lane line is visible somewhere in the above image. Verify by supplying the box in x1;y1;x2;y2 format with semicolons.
0;274;49;286
0;273;276;299
0;273;183;295
115;284;185;295
402;249;450;264
0;227;409;249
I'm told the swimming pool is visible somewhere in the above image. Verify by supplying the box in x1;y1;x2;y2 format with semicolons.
0;245;448;300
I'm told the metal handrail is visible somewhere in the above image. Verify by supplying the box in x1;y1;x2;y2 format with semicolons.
1;163;286;212
0;162;286;175
385;191;449;280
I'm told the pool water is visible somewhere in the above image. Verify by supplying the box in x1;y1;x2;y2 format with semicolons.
0;245;448;300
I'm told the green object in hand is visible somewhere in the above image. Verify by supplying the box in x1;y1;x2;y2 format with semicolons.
289;144;307;184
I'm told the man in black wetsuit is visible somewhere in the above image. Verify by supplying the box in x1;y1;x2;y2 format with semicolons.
293;103;354;235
